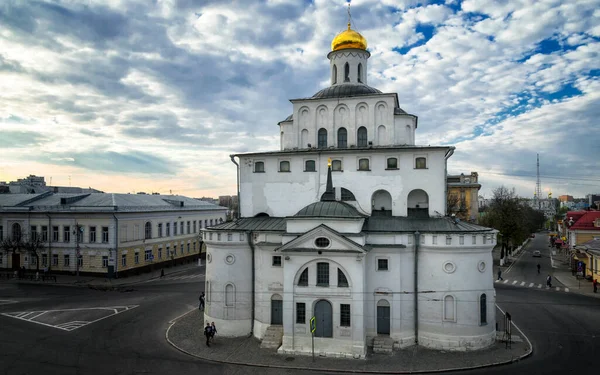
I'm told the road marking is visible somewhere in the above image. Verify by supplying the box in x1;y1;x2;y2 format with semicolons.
494;280;499;283
529;283;534;287
565;288;569;292
520;281;526;286
555;287;560;291
538;284;542;288
503;280;508;284
0;300;19;306
512;280;518;285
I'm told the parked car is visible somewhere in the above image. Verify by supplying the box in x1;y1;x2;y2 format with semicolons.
532;250;541;257
530;234;535;238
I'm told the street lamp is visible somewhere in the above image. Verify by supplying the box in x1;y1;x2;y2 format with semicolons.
73;223;83;277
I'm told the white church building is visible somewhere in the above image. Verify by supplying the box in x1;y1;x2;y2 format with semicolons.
202;18;498;359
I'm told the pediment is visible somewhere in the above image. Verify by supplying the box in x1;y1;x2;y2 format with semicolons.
276;224;366;254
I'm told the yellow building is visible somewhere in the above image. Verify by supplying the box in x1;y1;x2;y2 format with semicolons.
0;192;227;277
446;172;481;222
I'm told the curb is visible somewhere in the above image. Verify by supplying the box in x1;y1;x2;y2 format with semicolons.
165;308;533;374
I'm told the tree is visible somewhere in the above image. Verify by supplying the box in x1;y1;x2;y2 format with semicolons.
447;191;467;219
22;234;45;271
0;237;24;265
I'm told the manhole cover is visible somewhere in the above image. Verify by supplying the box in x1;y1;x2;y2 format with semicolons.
285;357;295;361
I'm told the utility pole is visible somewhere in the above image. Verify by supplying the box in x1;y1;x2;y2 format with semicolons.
535;154;542;210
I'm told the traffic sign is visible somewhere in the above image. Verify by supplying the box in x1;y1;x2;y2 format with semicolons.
310;316;316;333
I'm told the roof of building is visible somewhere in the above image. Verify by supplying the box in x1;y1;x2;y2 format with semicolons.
0;193;226;213
311;83;382;100
294;201;366;218
363;216;495;233
210;217;286;231
576;238;600;253
231;145;453;158
570;211;600;230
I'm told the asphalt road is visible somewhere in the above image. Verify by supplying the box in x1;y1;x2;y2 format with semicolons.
502;234;559;286
1;241;599;375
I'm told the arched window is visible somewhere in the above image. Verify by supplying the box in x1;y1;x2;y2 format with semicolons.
144;222;152;239
337;127;347;148
358;63;363;83
318;128;327;148
12;223;21;241
332;64;337;84
301;129;309;148
357;126;368;147
444;295;455;321
225;283;235;306
386;157;398;169
337;268;349;287
480;294;487;324
298;268;308;286
305;160;316;172
254;161;265;172
279;160;290;172
344;62;350;82
415;157;427;169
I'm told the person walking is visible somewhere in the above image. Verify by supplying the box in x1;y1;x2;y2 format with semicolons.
210;322;217;343
204;322;212;347
547;274;552;288
593;279;598;293
497;269;503;281
199;292;205;311
537;264;541;274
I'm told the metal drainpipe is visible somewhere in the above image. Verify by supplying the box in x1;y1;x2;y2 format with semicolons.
45;213;52;272
247;230;255;336
414;231;421;346
112;212;119;278
230;155;240;219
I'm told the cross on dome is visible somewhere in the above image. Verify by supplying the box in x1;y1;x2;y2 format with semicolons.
331;0;367;52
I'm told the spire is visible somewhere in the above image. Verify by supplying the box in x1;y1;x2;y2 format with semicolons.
321;158;335;201
347;0;352;30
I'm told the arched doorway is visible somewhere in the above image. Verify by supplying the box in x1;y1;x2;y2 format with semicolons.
271;294;283;325
372;190;392;216
314;300;333;337
407;189;429;217
377;299;390;335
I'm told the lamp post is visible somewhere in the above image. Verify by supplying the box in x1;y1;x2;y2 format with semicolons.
74;223;83;277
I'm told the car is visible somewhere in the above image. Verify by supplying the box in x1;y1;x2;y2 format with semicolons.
532;250;541;257
530;234;536;238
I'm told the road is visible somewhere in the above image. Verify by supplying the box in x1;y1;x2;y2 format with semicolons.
1;242;599;375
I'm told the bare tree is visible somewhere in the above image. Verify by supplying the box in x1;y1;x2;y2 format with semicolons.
0;237;24;267
22;235;45;271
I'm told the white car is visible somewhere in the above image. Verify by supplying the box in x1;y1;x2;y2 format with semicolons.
532;250;541;257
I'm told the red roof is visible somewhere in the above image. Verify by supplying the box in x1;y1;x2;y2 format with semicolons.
570;211;600;231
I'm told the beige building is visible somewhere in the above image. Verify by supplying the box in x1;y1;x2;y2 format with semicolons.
446;172;481;222
0;192;227;276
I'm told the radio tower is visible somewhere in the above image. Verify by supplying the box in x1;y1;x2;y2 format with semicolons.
535;154;542;209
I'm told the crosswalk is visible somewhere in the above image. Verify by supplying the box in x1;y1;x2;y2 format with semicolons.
494;278;569;293
137;273;204;284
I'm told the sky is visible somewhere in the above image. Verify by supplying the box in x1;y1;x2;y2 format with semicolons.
0;0;599;199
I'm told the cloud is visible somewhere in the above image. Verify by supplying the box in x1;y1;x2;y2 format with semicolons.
0;131;49;148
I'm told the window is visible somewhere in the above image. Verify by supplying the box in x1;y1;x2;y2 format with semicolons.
305;160;316;172
102;227;109;243
472;235;476;244
377;258;388;271
77;255;83;267
122;254;127;267
63;226;70;243
386;157;398;169
357;63;363;83
344;62;350;82
210;219;214;226
193;242;196;251
64;254;70;267
254;161;265;173
30;225;37;241
42;254;48;266
226;233;232;241
272;255;282;267
225;284;235;306
52;254;58;265
187;243;190;253
315;237;330;248
158;223;163;237
166;245;170;257
187;221;190;234
193;221;197;233
338;268;349;287
239;233;244;241
279;160;290;172
0;225;2;240
145;249;152;261
446;236;452;245
358;158;370;171
338;127;347;148
444;295;455;321
158;247;162;259
332;159;342;171
180;243;184;254
340;304;351;327
180;222;184;234
415;157;427;169
174;222;178;235
332;64;337;84
206;280;211;303
432;235;438;245
89;226;96;243
459;235;464;245
357;126;368;147
102;256;108;268
483;235;487;244
12;223;22;241
296;303;306;324
52;226;59;242
166;223;171;236
317;262;329;286
318;128;327;148
217;233;221;241
135;252;139;264
480;294;487;324
209;233;213;240
298;268;308;286
143;222;151;240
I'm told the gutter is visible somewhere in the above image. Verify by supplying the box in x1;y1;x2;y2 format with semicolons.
230;155;240;219
247;230;255;336
444;148;455;216
414;231;421;346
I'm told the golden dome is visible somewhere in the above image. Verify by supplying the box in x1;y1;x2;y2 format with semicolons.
331;23;367;52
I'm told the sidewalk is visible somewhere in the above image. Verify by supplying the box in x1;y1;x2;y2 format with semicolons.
550;250;599;298
2;262;202;289
166;310;531;374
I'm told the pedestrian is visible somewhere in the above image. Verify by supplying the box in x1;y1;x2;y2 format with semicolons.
199;292;205;311
204;322;212;347
497;270;503;281
160;269;165;278
210;321;217;342
537;264;541;274
547;274;552;288
593;279;598;293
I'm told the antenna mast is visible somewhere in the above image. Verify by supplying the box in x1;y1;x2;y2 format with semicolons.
535;153;542;209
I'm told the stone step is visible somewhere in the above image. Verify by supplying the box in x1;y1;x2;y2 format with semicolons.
260;325;284;350
373;336;394;354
